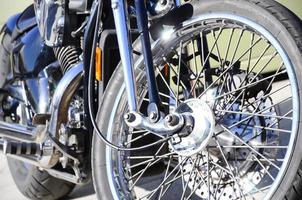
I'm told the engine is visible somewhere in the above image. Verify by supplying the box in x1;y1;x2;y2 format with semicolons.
33;0;92;47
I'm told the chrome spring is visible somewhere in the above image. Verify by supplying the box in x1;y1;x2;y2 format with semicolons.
54;46;80;74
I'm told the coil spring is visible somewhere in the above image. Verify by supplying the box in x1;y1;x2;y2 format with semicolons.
54;46;80;74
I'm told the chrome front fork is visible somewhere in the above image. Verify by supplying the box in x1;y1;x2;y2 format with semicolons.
111;0;186;136
111;0;137;112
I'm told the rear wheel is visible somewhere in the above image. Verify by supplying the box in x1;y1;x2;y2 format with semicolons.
92;0;302;199
7;160;75;200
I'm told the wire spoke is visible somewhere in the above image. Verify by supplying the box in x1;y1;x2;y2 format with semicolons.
124;131;151;145
180;156;199;200
214;68;286;101
113;17;298;200
216;109;293;120
163;60;190;95
197;37;263;99
214;136;247;200
224;96;292;130
190;28;224;93
158;155;173;198
251;154;275;181
156;66;179;104
128;152;174;170
221;125;281;170
142;157;189;200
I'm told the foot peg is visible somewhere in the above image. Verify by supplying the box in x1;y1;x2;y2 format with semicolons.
3;140;42;157
33;114;51;125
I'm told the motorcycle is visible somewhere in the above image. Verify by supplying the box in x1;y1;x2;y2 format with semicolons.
0;0;302;199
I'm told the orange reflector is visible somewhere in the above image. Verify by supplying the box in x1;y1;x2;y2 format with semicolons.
95;47;102;81
164;63;169;78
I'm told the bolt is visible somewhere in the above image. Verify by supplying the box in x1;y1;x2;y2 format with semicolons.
149;112;157;120
160;0;167;5
165;114;180;126
124;113;136;123
124;113;130;120
165;115;173;123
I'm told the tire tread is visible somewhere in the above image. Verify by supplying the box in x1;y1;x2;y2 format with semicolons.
248;1;302;199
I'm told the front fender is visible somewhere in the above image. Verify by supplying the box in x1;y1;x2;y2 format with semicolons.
149;3;194;40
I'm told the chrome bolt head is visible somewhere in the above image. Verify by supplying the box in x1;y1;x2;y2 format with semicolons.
165;114;180;126
149;112;157;120
124;113;136;123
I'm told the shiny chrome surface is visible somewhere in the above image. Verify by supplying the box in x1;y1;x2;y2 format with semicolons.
105;12;298;199
37;76;50;114
69;0;90;13
148;0;175;19
0;121;36;143
48;63;83;139
34;0;65;46
170;99;215;156
124;111;185;136
111;0;137;111
37;62;61;114
0;62;83;168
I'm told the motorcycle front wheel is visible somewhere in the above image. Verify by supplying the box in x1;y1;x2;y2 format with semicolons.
92;0;302;199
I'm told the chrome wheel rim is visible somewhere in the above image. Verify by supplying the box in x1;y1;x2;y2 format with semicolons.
105;13;299;200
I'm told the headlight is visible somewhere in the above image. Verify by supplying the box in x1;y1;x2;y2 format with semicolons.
33;0;66;47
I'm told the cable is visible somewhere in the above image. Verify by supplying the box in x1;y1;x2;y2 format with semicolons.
87;1;170;151
88;60;171;151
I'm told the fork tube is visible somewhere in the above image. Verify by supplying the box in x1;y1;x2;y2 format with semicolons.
111;0;137;111
135;0;161;110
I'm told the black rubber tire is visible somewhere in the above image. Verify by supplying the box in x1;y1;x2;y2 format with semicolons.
92;0;302;199
7;159;75;200
0;28;75;200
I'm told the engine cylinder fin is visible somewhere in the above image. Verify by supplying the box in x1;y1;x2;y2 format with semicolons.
54;46;80;74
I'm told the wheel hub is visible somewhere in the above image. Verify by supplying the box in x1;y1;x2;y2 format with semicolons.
169;99;215;156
